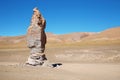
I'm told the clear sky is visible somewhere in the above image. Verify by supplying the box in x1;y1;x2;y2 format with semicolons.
0;0;120;36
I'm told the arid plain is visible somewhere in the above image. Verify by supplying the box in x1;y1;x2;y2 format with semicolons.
0;27;120;80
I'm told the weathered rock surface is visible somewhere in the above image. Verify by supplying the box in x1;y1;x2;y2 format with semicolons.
26;7;47;66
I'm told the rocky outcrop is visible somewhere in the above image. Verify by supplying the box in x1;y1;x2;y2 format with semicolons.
26;7;47;66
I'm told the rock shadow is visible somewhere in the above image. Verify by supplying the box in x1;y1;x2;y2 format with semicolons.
51;63;62;68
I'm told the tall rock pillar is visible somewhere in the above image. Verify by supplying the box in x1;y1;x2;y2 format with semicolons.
26;7;47;66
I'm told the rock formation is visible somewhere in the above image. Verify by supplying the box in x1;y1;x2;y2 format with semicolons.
26;7;47;66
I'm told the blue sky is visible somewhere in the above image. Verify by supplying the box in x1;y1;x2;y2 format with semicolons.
0;0;120;36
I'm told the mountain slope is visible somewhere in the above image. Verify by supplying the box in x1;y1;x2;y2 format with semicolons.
82;27;120;41
0;27;120;48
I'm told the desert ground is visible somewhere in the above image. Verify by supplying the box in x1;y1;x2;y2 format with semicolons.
0;27;120;80
0;45;120;80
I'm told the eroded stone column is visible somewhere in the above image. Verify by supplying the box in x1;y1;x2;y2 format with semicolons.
26;7;47;66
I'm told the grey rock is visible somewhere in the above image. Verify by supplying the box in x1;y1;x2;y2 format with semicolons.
26;7;47;66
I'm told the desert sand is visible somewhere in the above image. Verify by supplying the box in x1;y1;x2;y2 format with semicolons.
0;46;120;80
0;63;120;80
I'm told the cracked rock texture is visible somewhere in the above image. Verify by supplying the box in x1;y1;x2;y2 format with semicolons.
26;7;47;66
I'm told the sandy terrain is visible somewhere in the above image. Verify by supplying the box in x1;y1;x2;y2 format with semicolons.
0;63;120;80
0;46;120;80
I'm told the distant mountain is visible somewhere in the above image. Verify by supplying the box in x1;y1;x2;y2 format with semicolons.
0;35;26;44
0;27;120;48
47;32;95;42
82;27;120;41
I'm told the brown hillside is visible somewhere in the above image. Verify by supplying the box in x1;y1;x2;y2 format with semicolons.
82;27;120;41
57;32;94;42
0;27;120;48
46;32;94;42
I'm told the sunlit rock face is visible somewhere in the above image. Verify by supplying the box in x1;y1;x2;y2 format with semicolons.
26;7;47;66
